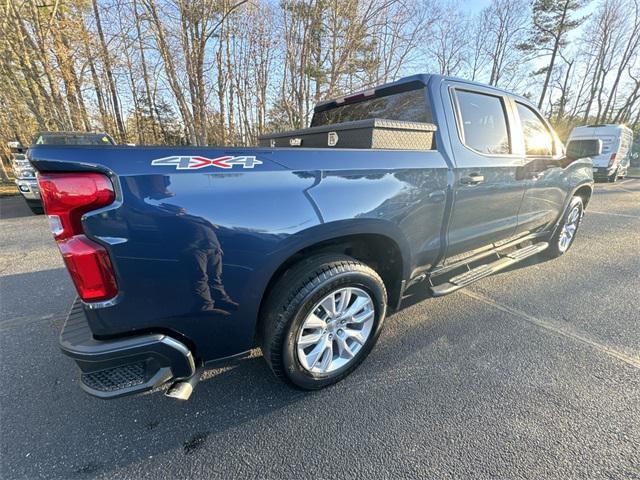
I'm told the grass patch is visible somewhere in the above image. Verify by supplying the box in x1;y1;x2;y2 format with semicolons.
0;183;18;196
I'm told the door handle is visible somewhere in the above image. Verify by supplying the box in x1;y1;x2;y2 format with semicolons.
460;174;485;185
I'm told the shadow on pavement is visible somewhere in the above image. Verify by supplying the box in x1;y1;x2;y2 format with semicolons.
0;268;73;325
397;251;553;312
0;195;37;220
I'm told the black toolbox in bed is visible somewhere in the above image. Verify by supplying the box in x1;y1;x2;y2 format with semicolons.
258;118;437;150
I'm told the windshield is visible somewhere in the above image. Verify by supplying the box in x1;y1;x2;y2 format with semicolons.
33;133;115;146
311;88;431;127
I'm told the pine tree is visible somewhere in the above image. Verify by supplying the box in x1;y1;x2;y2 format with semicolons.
518;0;586;110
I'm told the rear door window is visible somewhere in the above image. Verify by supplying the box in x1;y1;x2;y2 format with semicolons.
516;103;553;156
455;90;511;155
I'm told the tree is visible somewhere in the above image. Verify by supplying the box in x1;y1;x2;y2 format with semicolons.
519;0;585;109
581;0;626;123
92;0;127;141
484;0;530;88
600;0;640;122
428;3;467;76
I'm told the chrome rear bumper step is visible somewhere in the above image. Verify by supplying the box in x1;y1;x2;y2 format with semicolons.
60;299;196;399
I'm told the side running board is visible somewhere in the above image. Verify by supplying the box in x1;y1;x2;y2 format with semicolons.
429;242;548;297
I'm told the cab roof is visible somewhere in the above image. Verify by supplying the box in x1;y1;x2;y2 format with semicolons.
314;73;530;112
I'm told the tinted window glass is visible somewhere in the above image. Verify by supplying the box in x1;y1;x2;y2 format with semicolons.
456;90;510;154
33;133;115;146
566;139;600;159
516;103;553;156
311;88;430;126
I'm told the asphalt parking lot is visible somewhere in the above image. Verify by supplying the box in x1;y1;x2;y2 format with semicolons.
1;179;639;480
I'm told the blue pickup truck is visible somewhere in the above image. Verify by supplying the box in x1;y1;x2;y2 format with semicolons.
30;74;595;400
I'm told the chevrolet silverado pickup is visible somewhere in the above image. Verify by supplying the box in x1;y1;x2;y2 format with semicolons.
29;74;596;400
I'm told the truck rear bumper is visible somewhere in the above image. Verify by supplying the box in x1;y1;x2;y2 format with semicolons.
16;179;40;200
592;166;616;179
60;300;196;399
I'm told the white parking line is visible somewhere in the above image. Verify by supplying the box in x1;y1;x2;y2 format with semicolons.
616;187;636;193
597;181;638;193
587;210;640;219
597;179;633;188
462;290;640;370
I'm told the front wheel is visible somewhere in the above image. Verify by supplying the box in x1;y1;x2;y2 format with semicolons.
260;254;387;390
544;196;584;259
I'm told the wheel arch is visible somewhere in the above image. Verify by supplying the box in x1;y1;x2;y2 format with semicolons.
573;184;593;208
256;231;406;340
543;181;593;245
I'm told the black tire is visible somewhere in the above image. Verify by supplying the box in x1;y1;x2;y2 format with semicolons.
26;199;44;215
260;254;387;390
544;196;584;259
608;168;619;182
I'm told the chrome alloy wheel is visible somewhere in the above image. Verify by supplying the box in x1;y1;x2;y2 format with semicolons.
558;204;582;253
296;287;375;374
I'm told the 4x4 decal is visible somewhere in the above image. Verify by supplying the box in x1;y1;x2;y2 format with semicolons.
151;155;263;170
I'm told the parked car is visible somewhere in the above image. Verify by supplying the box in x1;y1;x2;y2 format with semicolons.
8;132;116;214
566;124;633;182
29;74;595;400
7;142;42;214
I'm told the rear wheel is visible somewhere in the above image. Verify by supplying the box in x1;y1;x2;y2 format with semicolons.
545;196;584;259
260;254;387;390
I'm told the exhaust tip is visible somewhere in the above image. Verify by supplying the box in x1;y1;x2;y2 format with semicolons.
165;381;194;401
165;366;204;401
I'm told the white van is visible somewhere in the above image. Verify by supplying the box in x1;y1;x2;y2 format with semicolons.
566;124;633;182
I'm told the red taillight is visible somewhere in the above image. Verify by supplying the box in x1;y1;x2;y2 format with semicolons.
58;236;118;301
37;172;118;302
38;173;115;240
608;153;617;167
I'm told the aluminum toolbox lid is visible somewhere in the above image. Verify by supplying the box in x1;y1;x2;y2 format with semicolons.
258;118;437;140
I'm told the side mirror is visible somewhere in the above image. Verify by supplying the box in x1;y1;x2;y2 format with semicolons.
565;139;602;160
